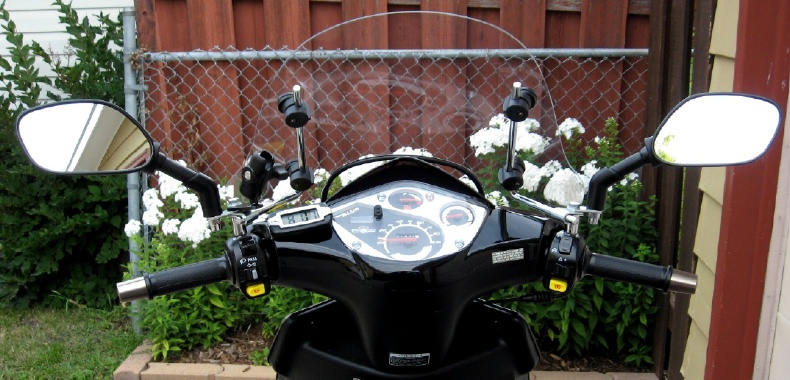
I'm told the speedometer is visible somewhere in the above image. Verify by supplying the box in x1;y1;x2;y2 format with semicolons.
330;181;490;263
377;219;443;261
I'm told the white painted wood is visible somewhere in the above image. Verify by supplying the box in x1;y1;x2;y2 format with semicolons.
0;0;133;100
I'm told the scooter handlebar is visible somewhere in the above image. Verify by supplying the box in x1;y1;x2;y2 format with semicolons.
117;256;232;303
584;252;697;294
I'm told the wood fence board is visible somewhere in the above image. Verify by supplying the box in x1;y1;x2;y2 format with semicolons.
232;0;266;49
420;1;469;163
580;0;627;48
499;0;546;47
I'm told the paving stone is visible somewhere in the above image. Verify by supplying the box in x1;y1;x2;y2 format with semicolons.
113;342;153;380
608;373;658;380
532;371;612;380
141;362;223;380
216;364;277;379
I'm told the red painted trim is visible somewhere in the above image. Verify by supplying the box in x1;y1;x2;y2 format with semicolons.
705;1;790;379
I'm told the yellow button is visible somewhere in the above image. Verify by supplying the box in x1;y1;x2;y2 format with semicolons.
549;278;568;293
246;283;267;297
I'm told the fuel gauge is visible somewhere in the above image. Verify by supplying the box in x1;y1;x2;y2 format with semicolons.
441;204;475;226
388;190;424;210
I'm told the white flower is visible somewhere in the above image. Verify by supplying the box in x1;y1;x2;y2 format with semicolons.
515;132;550;155
339;154;381;186
161;219;181;236
486;190;510;207
458;175;477;189
177;209;211;247
313;168;329;185
469;126;506;156
543;168;585;206
271;180;298;200
175;191;200;209
124;219;141;237
580;160;600;189
539;160;562;177
556;118;585;139
142;188;163;211
620;172;639;186
521;162;544;192
581;160;600;178
393;147;433;157
218;185;235;201
142;208;164;226
157;163;187;198
470;115;545;157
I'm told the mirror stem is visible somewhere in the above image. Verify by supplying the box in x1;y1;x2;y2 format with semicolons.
151;152;223;218
586;140;658;215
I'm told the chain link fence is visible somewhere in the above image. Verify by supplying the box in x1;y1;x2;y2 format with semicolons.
137;47;648;186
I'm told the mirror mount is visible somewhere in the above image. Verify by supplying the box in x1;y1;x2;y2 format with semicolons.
585;138;661;223
146;146;223;220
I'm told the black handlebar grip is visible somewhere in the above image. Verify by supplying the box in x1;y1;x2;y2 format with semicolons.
147;257;231;298
584;253;696;294
117;257;231;302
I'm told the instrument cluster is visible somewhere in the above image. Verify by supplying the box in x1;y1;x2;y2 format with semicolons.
331;181;489;262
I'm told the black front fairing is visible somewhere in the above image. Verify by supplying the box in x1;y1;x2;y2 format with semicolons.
266;158;562;373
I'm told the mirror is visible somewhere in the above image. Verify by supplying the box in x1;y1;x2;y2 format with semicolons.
653;93;781;166
16;101;154;174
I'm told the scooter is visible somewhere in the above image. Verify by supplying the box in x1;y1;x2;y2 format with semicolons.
14;12;781;380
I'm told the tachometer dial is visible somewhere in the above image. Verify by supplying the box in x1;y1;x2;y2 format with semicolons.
388;190;424;210
377;219;442;260
440;204;475;226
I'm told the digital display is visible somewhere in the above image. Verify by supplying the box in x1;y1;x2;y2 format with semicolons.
281;208;320;226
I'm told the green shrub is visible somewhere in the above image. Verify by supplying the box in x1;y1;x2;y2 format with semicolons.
129;172;264;359
476;117;659;365
0;0;128;308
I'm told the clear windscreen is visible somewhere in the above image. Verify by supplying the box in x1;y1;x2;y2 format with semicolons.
252;11;643;207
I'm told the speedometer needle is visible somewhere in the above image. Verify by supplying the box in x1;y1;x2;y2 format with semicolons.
380;237;419;243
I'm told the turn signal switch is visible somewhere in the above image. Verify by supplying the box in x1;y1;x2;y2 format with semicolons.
543;231;584;296
226;234;271;299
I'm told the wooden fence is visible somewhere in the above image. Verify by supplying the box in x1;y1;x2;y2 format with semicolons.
134;0;651;181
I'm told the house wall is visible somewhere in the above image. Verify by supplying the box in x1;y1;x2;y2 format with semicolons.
765;87;790;379
680;0;738;378
0;0;133;97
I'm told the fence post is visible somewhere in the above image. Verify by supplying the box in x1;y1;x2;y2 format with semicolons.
123;7;142;335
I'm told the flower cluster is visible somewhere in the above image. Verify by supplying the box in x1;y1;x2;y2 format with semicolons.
468;113;634;207
338;146;433;186
124;160;234;247
469;114;548;157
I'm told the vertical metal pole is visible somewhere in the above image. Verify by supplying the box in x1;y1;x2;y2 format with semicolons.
122;7;142;334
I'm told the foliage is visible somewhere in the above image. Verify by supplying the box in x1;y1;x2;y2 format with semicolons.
476;116;659;365
129;171;262;360
0;0;129;308
0;305;142;379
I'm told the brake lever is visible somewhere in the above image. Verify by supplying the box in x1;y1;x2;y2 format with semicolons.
212;192;301;237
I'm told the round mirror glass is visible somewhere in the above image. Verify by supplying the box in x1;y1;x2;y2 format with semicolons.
653;93;781;166
16;101;153;174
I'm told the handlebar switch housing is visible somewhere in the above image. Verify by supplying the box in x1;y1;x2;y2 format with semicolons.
227;235;271;299
543;231;585;295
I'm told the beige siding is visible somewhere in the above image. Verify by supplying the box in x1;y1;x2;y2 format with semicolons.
0;0;133;99
765;70;790;379
680;0;739;378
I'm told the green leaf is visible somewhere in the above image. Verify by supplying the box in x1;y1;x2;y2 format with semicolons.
571;319;587;339
206;283;222;296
